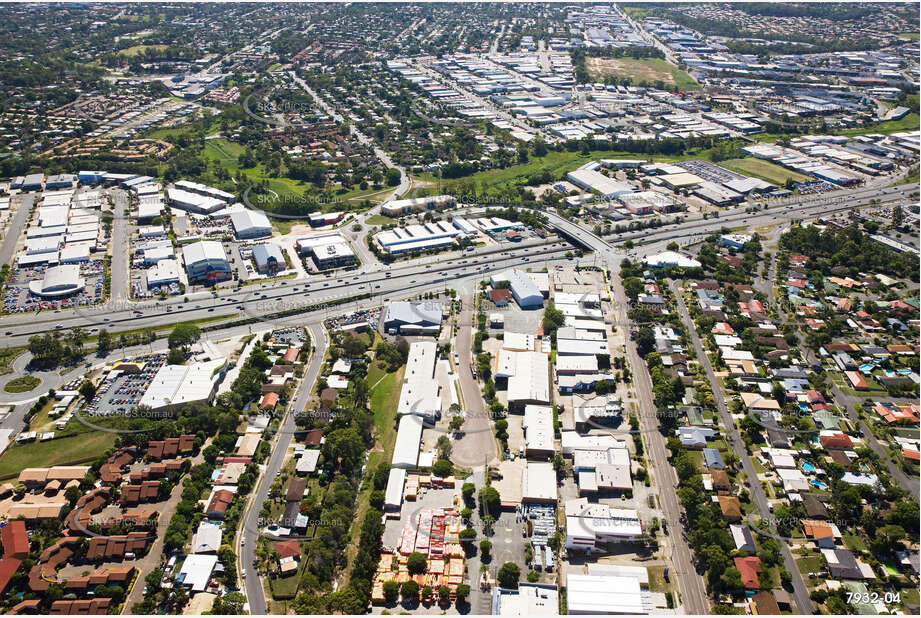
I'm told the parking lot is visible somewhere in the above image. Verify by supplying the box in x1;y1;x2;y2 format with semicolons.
84;353;167;416
2;259;106;313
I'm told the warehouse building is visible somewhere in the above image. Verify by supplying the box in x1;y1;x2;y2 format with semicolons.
522;461;557;504
566;168;635;199
28;265;85;298
496;349;550;411
374;221;463;255
565;498;643;553
252;243;285;274
230;209;272;239
396;342;440;419
21;173;45;191
566;572;650;614
391;415;424;469
492;583;559;616
384;301;443;335
693;181;744;205
147;259;181;288
174;180;235;203
380;194;456;217
45;174;77;190
182;240;231;284
490;270;543;308
139;358;227;411
167;187;225;214
296;233;357;270
523;405;555;458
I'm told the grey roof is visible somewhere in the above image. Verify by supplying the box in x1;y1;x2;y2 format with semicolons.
253;243;284;268
703;447;724;469
385;301;442;327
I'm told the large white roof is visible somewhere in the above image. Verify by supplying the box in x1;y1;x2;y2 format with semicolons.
391;415;423;469
140;358;226;410
178;553;218;591
29;264;85;297
566;573;648;614
230;209;272;235
522;461;556;502
497;349;550;405
182;240;227;266
397;341;440;417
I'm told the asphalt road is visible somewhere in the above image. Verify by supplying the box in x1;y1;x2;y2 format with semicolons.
109;189;130;302
609;263;711;614
669;279;814;615
0;193;33;268
239;322;327;615
0;241;571;344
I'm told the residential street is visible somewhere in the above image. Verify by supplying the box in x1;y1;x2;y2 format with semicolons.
668;279;813;615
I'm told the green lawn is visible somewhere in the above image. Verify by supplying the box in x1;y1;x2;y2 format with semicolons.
753;113;920;143
795;554;825;575
117;44;168;57
0;347;25;376
342;363;404;584
4;376;40;393
0;431;117;480
721;158;809;186
843;532;866;552
585;57;700;91
365;215;395;226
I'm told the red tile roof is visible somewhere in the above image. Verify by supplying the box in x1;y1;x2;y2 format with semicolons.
734;556;762;589
2;520;30;559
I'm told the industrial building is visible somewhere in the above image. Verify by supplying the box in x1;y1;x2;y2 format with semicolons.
296;233;357;270
383;301;443;335
374;221;465;255
396;342;440;419
522;461;557;504
139;358;227;410
391;414;424;469
28;265;85;298
252;243;285;274
496;349;550;411
181;240;231;284
566;571;651;614
380;194;456;217
490;270;543;308
167;187;225;214
491;583;559;616
566;168;635;199
523;405;555;458
147;259;181;288
565;498;642;552
173;180;235;203
229;209;273;239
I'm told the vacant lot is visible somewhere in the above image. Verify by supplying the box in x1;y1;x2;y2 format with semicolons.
0;431;116;480
586;57;699;91
721;157;809;186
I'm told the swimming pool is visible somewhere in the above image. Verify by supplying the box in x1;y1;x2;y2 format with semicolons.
810;479;828;490
802;462;816;473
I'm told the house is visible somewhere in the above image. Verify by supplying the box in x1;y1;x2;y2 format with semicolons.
718;496;742;522
678;426;714;449
730;524;756;553
803;520;836;549
822;548;867;580
803;494;829;520
1;521;30;559
819;432;853;450
206;489;234;519
709;468;730;491
734;556;762;589
703;448;724;469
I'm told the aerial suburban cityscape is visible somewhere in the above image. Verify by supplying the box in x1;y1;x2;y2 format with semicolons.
0;2;917;616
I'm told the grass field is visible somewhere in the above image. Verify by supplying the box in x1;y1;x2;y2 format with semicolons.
0;347;25;376
753;113;920;143
585;57;700;91
365;215;395;226
721;157;809;186
0;431;116;480
342;363;403;583
4;376;39;393
795;554;826;574
117;44;168;57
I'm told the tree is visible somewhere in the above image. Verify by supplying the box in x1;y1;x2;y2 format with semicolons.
497;562;521;588
168;323;201;350
455;583;471;604
79;380;96;400
438;585;451;604
400;580;419;601
480;539;492;557
449;415;465;432
462;482;475;501
432;459;453;477
435;435;452;460
478;486;501;515
167;347;186;365
97;329;112;355
635;326;655;357
406;552;427;575
383;580;400;604
386;167;401;187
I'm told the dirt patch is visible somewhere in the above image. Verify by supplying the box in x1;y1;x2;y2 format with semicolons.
586;57;676;85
